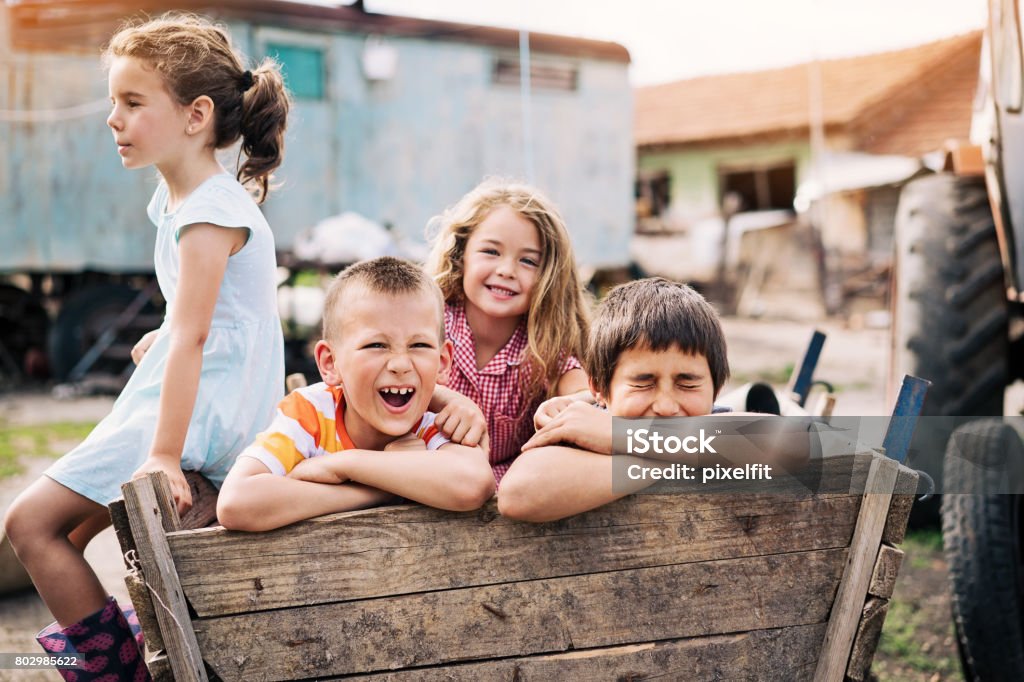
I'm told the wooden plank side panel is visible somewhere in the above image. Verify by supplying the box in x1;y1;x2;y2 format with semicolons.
814;456;900;682
339;623;826;681
110;497;166;654
882;466;919;545
122;474;207;682
195;549;847;681
868;545;904;600
179;471;219;531
846;597;890;682
172;492;862;617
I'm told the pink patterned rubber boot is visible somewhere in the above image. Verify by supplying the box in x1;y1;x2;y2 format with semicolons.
36;597;151;682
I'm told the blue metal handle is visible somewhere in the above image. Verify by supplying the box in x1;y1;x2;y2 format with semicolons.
789;330;826;407
882;375;932;463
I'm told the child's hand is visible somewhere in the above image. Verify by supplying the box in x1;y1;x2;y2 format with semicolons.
288;456;348;485
384;433;429;452
522;402;613;455
132;457;193;516
534;396;576;430
131;329;160;365
434;395;488;449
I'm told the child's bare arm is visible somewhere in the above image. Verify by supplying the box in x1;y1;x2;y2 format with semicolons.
555;368;589;397
139;223;246;515
217;457;397;531
429;386;488;448
534;369;594;429
498;446;652;523
293;437;495;512
525;401;613;454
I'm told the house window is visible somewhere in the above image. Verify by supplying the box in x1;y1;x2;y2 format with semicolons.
635;171;671;218
492;57;578;91
719;162;796;212
267;43;325;100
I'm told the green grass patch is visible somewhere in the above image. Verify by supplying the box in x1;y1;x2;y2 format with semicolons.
904;527;944;570
290;270;328;288
877;599;958;677
0;421;95;479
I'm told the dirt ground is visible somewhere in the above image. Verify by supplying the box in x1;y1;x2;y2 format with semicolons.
0;315;1014;680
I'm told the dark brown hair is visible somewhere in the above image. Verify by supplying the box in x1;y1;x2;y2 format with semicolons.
322;257;445;341
586;278;729;398
105;13;290;203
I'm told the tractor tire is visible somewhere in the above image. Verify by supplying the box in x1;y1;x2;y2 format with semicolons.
891;173;1008;523
48;284;146;381
0;284;49;378
942;419;1024;681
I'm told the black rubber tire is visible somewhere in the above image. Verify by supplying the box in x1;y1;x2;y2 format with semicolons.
892;173;1008;418
0;284;49;376
942;419;1024;681
48;284;145;381
891;174;1009;525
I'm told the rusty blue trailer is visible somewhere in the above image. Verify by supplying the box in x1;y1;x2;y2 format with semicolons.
0;0;633;380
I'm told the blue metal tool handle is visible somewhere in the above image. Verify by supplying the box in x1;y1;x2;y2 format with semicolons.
882;374;932;463
789;330;826;407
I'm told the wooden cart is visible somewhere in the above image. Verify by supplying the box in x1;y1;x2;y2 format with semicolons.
109;451;916;682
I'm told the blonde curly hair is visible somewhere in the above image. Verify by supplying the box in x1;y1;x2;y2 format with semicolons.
426;178;590;407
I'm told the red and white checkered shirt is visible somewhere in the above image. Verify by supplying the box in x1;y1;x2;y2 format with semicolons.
443;303;581;484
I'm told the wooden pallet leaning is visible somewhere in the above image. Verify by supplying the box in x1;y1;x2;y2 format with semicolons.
110;451;917;681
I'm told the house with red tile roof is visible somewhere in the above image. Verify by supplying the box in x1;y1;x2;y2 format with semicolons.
632;32;981;314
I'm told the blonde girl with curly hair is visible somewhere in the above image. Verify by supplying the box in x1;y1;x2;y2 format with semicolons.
426;178;592;484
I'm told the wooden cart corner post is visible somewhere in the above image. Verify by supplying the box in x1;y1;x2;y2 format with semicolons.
110;452;917;682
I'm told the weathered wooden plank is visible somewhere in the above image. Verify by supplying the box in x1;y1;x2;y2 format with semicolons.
195;549;847;680
111;497;166;655
881;466;919;545
122;473;207;682
814;455;900;682
180;471;219;531
845;597;889;682
124;571;164;654
147;653;174;682
172;491;861;617
868;545;904;600
337;623;826;681
108;498;134;558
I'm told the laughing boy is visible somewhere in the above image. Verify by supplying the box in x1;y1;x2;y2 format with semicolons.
217;257;495;531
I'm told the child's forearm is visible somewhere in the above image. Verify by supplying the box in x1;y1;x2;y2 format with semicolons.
498;446;653;523
333;447;495;511
218;472;396;531
148;334;204;462
555;367;590;396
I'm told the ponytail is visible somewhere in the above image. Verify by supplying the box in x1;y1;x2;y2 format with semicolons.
238;58;289;204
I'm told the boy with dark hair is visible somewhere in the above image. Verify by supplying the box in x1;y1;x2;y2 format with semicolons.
217;257;495;531
499;278;748;522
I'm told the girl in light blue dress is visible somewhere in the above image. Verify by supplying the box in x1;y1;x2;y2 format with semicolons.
4;14;290;680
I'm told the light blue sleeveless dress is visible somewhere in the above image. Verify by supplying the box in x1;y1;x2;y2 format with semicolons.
46;174;285;504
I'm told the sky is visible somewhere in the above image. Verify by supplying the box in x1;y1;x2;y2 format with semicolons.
362;0;987;86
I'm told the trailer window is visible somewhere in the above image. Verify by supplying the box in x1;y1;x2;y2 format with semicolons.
718;162;796;212
493;57;578;91
267;43;326;100
993;0;1023;112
